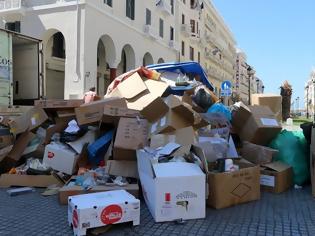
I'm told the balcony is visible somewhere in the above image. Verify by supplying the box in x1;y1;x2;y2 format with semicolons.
190;32;200;44
180;24;191;37
169;40;179;51
0;0;25;15
156;0;172;15
143;24;157;41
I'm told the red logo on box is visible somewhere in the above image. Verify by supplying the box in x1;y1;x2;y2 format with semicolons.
165;193;171;202
101;205;123;225
73;209;79;228
47;152;55;159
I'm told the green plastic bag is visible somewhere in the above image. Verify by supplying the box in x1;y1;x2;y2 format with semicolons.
269;130;309;185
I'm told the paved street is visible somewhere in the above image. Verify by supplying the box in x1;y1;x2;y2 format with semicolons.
1;186;315;236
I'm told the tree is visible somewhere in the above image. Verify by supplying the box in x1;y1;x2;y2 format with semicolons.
280;80;292;121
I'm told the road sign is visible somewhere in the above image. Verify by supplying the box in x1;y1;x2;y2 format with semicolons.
221;81;232;97
221;81;232;90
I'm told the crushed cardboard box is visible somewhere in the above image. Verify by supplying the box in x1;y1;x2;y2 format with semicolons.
251;94;282;122
241;141;278;165
233;104;282;145
35;99;84;109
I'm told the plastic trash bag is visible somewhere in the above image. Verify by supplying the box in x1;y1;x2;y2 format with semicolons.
192;88;214;111
269;130;309;185
207;103;232;122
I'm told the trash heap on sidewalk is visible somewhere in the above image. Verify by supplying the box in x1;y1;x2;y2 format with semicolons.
0;63;307;235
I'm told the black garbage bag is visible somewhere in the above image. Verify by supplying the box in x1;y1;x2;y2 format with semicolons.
192;88;214;110
300;122;313;145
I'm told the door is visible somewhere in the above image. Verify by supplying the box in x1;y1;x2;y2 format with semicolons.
0;30;13;107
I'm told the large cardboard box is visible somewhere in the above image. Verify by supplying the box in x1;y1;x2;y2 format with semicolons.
251;94;282;121
137;149;206;222
43;143;79;175
75;98;125;125
68;190;140;236
34;99;84;109
113;118;149;161
59;160;139;205
192;146;260;209
260;161;293;193
0;174;63;188
103;104;141;124
0;127;13;149
234;104;282;145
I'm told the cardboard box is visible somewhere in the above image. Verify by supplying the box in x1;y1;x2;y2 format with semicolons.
68;190;140;236
75;98;125;125
0;132;35;174
137;149;206;222
103;104;142;125
9;107;48;135
113;118;149;161
108;73;169;122
260;161;293;193
43;143;79;175
233;104;282;145
241;141;278;165
0;127;13;149
35;99;84;108
0;173;63;188
251;94;282;121
150;126;196;156
192;146;260;209
59;160;139;205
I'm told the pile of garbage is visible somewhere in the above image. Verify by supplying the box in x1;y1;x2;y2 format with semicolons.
0;62;310;235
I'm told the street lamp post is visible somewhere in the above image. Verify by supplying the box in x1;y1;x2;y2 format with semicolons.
313;80;315;122
306;85;309;119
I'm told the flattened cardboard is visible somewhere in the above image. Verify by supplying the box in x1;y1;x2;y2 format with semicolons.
260;161;293;193
106;160;138;178
0;133;13;149
75;98;124;125
9;107;48;134
0;132;35;174
241;141;278;165
58;177;139;205
251;94;282;122
34;99;84;108
0;174;63;188
232;102;251;131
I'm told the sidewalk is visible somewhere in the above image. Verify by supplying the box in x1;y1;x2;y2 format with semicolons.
1;186;315;235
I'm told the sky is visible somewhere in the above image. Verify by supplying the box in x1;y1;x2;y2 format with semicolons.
212;0;315;108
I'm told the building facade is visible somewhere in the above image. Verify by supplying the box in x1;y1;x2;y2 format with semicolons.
0;0;237;99
304;69;315;117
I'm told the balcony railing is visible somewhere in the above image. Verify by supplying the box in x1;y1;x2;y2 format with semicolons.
0;0;24;12
143;24;157;40
180;24;191;37
0;0;77;12
169;40;179;51
156;0;172;15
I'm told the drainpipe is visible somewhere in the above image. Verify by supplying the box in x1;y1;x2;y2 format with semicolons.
74;0;81;82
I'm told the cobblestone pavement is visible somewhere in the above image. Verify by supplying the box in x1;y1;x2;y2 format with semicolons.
1;186;315;236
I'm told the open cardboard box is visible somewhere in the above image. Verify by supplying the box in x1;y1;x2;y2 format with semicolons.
260;161;293;193
136;148;206;222
107;72;169;122
59;160;139;205
192;145;260;209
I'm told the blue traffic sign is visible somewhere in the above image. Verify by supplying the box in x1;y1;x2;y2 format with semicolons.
221;81;232;90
